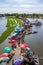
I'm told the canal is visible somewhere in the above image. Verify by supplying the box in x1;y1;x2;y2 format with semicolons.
0;17;7;36
24;18;43;65
0;17;43;65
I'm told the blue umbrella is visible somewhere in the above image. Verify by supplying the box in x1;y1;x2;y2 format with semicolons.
16;27;21;31
14;59;22;65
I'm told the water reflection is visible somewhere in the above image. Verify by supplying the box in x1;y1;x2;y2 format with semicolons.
24;18;43;65
24;18;43;56
0;17;7;36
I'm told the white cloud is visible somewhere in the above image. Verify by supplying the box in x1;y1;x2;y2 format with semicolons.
0;0;43;14
0;4;9;8
0;7;43;14
16;0;38;4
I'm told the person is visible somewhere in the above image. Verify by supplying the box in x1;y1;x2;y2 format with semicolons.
18;40;20;46
12;59;14;65
8;53;13;59
14;58;22;65
17;33;21;47
12;44;17;50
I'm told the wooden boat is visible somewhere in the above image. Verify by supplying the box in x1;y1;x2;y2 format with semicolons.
33;55;39;65
32;31;38;34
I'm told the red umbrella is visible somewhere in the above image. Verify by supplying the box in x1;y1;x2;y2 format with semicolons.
1;53;8;57
20;44;28;49
9;40;17;44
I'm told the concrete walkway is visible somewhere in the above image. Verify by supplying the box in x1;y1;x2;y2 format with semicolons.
8;46;21;65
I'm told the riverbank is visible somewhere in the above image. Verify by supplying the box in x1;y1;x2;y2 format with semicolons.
0;17;22;43
0;17;43;65
0;14;43;19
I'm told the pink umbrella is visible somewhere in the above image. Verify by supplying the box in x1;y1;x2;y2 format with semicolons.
9;40;17;44
20;44;28;49
1;53;8;57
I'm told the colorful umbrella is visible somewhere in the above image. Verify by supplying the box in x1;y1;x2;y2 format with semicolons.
9;40;17;44
12;30;18;34
3;57;10;62
16;26;21;31
14;59;22;65
26;48;31;51
17;34;21;39
0;58;3;63
20;44;28;49
14;30;20;33
15;26;22;33
3;47;12;53
1;53;8;57
11;33;17;36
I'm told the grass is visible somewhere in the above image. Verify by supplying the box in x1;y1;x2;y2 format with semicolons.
14;18;22;27
0;16;22;43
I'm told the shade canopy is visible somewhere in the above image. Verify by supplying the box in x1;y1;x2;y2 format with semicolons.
3;57;10;62
1;53;8;57
16;26;21;31
0;58;3;63
3;47;12;53
14;59;22;65
26;48;31;51
11;33;17;36
17;34;21;39
15;26;22;32
13;27;22;34
9;40;17;44
12;30;18;34
20;44;28;49
14;30;20;33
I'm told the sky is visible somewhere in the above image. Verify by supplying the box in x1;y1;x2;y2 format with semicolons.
0;0;43;14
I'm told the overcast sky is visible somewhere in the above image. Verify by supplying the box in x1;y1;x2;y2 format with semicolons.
0;0;43;14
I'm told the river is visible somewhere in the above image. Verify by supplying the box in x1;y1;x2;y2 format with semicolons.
0;17;43;65
0;17;11;54
24;18;43;65
0;17;7;36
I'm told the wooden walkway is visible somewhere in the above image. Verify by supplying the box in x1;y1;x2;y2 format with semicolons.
8;46;21;65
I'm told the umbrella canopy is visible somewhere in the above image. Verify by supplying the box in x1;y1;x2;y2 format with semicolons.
17;34;21;39
3;47;12;53
0;58;3;60
14;30;20;33
1;53;8;57
15;26;22;33
12;30;18;34
9;40;17;44
3;57;10;62
14;59;22;65
0;58;3;63
20;44;28;49
26;48;31;51
11;33;17;36
16;26;21;31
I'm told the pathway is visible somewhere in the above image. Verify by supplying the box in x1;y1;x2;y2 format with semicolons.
8;46;21;65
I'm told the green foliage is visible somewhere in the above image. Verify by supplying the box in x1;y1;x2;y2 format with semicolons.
0;27;15;43
0;17;22;43
14;18;22;27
